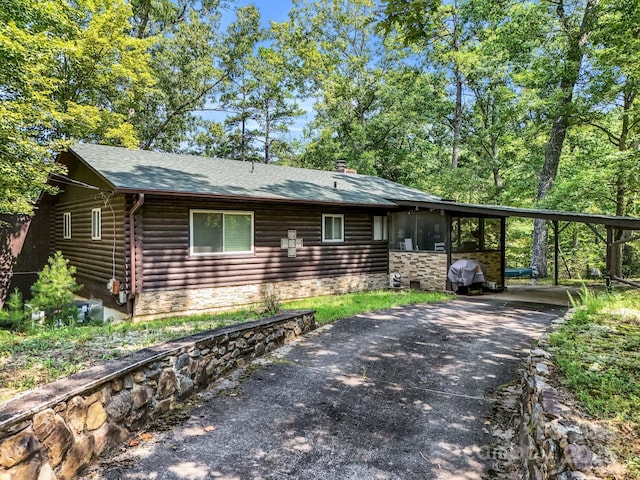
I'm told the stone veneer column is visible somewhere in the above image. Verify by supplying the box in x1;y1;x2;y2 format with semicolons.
451;251;502;284
389;252;448;291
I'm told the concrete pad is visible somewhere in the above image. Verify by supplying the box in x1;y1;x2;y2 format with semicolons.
483;284;582;307
83;299;565;480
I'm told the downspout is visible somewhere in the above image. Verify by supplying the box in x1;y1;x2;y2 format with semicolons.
128;193;145;315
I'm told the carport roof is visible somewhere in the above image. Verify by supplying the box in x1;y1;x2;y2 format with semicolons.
396;199;640;230
62;144;640;229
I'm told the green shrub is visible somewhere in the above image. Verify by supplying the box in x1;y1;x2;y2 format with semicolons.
30;251;82;327
567;285;612;324
0;289;30;332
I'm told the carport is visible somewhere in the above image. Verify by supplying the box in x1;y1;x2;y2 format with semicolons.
394;199;640;288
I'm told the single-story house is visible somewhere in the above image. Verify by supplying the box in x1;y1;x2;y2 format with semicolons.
5;144;640;319
4;144;509;319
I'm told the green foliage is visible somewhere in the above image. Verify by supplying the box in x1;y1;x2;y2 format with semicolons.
549;289;640;426
0;289;30;333
0;0;152;217
30;252;82;326
130;0;228;151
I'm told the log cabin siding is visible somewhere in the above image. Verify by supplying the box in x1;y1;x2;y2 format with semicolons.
52;186;127;309
139;196;389;292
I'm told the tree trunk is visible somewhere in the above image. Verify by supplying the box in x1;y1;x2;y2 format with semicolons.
451;10;462;169
530;0;598;277
532;114;570;276
612;90;632;275
264;100;270;164
491;136;503;202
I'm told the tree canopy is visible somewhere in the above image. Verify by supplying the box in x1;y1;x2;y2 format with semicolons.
2;0;640;276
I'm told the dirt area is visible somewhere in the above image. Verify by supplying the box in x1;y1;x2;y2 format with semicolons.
0;320;234;402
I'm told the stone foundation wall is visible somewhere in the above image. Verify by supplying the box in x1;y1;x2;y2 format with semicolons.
518;311;601;480
389;251;448;291
452;251;502;284
0;311;316;480
134;273;389;319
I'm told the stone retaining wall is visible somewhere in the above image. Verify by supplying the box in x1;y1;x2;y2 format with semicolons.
134;273;389;320
518;311;601;480
0;310;316;480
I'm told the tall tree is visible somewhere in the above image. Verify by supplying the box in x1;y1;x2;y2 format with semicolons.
247;46;304;164
462;6;529;204
580;0;640;274
128;0;229;151
378;0;471;168
0;0;152;217
217;4;263;162
527;0;600;276
274;0;446;180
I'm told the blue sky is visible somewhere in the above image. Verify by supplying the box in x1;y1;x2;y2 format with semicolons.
247;0;293;24
202;0;313;139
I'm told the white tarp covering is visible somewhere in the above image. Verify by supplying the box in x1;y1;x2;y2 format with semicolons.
448;259;486;292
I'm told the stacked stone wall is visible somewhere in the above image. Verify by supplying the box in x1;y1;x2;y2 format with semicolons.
518;311;601;480
388;251;449;291
0;311;316;480
452;251;502;284
134;273;389;319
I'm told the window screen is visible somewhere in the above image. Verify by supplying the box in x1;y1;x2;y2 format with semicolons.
190;210;253;254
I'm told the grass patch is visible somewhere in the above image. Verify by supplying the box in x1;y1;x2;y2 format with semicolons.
283;289;452;324
0;289;451;402
549;286;640;478
0;309;258;403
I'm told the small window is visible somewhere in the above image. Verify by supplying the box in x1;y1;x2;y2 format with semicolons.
63;212;72;239
322;214;344;243
91;208;102;240
373;215;388;241
190;210;254;255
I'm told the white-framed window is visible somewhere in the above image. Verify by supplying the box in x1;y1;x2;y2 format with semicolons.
373;215;388;241
190;210;254;255
322;214;344;243
91;208;102;240
63;212;72;239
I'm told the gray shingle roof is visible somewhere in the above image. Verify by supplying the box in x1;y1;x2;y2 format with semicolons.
69;143;440;206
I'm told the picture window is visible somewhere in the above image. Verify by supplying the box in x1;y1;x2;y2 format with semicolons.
190;210;254;255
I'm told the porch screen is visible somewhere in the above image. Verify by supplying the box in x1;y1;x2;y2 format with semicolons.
190;210;253;254
390;211;446;251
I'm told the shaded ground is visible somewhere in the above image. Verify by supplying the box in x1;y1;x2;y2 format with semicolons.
82;298;565;480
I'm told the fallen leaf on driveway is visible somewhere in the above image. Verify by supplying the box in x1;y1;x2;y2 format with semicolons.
204;425;216;432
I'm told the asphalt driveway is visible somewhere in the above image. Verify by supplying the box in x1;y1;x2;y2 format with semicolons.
84;298;565;480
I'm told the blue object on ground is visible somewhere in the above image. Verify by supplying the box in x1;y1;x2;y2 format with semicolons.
505;267;534;278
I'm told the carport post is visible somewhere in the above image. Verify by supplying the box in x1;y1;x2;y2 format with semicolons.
606;227;612;273
553;220;559;286
500;217;506;287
